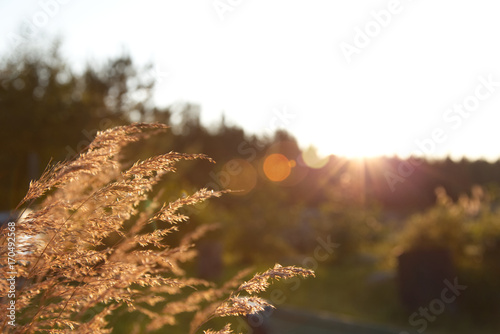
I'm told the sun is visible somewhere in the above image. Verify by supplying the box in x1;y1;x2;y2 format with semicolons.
300;142;384;170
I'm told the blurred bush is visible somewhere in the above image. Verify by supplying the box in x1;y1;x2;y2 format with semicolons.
398;185;500;324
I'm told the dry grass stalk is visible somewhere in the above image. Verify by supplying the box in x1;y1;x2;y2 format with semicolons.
0;123;314;333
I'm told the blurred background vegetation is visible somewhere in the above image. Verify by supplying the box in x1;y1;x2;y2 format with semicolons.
1;43;500;333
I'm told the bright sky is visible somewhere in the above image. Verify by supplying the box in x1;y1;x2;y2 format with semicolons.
1;0;500;161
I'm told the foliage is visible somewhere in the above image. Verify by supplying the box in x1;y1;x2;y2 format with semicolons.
398;185;500;324
399;185;499;260
0;42;158;209
399;187;469;257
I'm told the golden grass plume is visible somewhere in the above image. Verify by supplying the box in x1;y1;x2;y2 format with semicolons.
0;123;314;334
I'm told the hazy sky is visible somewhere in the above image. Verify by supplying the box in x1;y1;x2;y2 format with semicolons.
1;0;500;160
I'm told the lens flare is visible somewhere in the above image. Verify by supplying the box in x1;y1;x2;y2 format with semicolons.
263;153;292;182
301;146;329;169
221;159;257;195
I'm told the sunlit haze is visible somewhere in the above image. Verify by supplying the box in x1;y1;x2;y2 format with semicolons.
1;0;500;160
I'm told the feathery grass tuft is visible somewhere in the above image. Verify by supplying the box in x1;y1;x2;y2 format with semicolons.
0;123;314;333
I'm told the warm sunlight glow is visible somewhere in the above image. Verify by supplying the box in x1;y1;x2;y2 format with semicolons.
314;137;389;159
263;153;292;182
